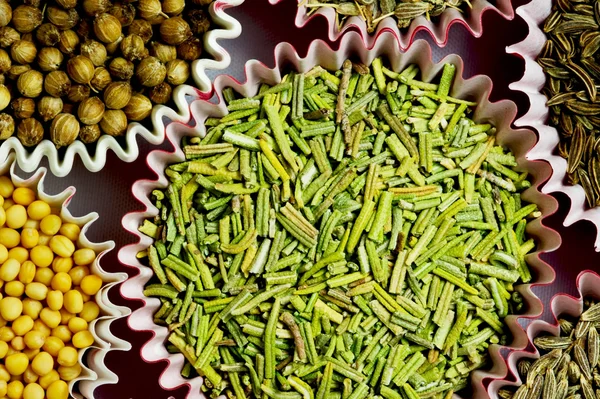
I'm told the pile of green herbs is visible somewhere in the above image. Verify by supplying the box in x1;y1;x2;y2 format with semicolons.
138;57;541;399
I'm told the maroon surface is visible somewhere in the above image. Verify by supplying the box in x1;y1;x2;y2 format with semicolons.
18;0;594;397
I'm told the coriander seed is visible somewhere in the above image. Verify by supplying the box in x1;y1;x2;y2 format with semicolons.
110;3;136;27
67;55;95;84
162;0;185;16
37;96;62;122
47;6;80;30
0;85;10;111
103;81;131;110
76;18;92;39
105;36;124;55
136;56;166;87
93;13;122;44
138;0;165;20
11;40;37;65
159;16;192;45
100;109;127;136
17;117;42;146
90;67;112;91
17;69;43;98
177;37;202;61
0;49;10;73
121;34;145;61
35;24;61;47
81;40;107;67
108;57;134;80
67;84;90;103
58;30;79;55
124;93;152;121
0;1;11;28
11;6;42;33
56;0;79;9
0;27;20;48
166;59;189;86
37;47;63;72
11;97;35;119
147;81;171;104
44;70;71;98
83;0;112;17
150;42;177;63
79;124;101;144
129;20;153;43
7;64;30;80
50;113;79;148
0;113;13;140
77;96;105;125
187;9;211;35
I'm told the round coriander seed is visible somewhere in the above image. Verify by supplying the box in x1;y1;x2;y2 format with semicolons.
129;19;153;43
105;36;124;55
0;49;10;73
37;47;64;72
136;56;166;87
77;97;105;125
100;109;127;136
187;9;211;35
177;37;202;61
121;34;145;61
7;64;30;80
138;0;165;20
35;24;61;47
58;30;79;55
11;6;42;33
0;1;11;28
124;93;152;121
46;6;80;30
159;16;192;46
109;3;136;27
108;57;134;80
148;82;171;104
79;124;101;144
11;40;37;65
162;0;185;16
90;67;112;91
44;70;71;98
0;113;14;140
0;84;9;111
81;40;107;67
37;96;63;122
17;70;43;98
50;113;79;148
93;13;122;44
67;85;90;103
17;117;43;146
83;0;112;17
166;59;189;86
11;98;35;119
150;42;177;63
57;0;79;9
67;56;95;84
0;27;20;48
103;81;131;110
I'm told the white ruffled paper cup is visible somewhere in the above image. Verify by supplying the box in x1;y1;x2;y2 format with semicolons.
487;271;600;398
0;0;243;179
0;152;130;398
507;0;600;251
268;0;514;48
120;31;560;398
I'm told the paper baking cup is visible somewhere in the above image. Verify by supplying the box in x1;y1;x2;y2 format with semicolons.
487;270;600;398
269;0;514;48
506;0;600;251
0;152;131;398
120;31;560;398
0;0;243;178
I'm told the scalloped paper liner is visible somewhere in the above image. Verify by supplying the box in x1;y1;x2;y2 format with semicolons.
268;0;514;49
487;271;600;398
0;0;243;178
0;153;131;398
120;32;561;398
506;0;600;251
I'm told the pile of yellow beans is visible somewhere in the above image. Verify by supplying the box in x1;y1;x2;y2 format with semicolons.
0;176;104;399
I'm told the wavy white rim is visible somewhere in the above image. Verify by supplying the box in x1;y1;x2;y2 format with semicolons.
488;271;600;398
506;0;600;250
0;0;243;178
120;31;560;398
0;152;131;398
268;0;514;48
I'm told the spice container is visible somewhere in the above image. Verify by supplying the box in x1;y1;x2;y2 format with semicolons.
0;0;243;178
488;271;600;399
0;152;129;399
507;0;600;251
120;32;560;398
268;0;514;48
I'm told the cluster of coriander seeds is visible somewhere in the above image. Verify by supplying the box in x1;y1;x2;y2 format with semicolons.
0;0;215;148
